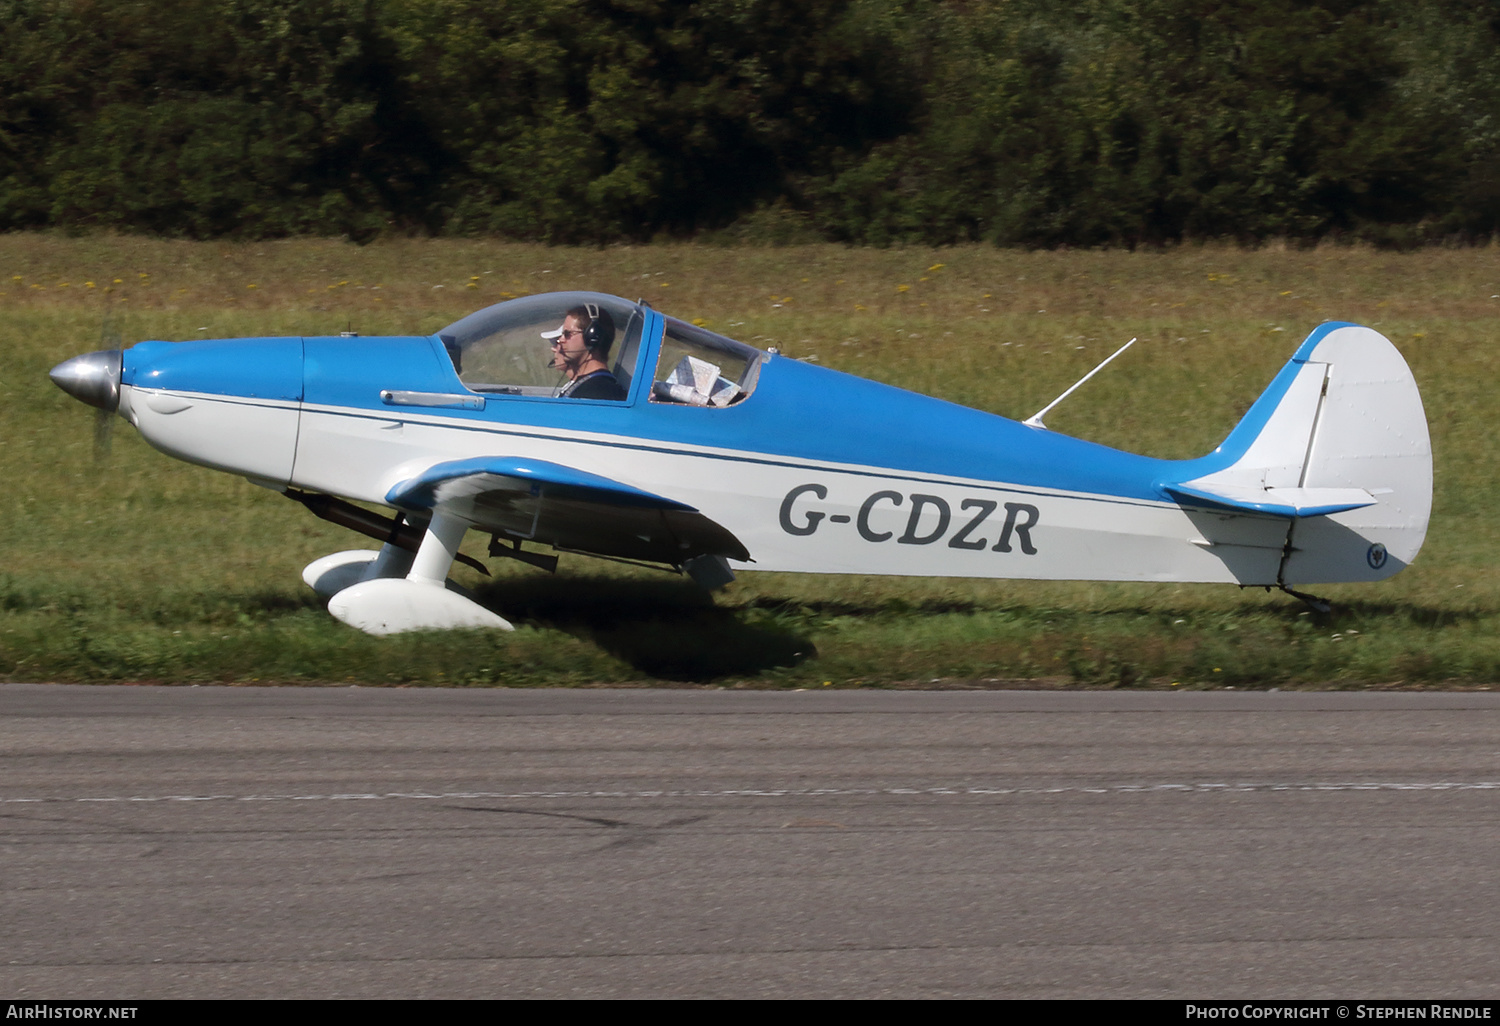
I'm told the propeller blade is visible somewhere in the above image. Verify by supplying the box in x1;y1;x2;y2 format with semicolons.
93;318;121;463
93;406;114;462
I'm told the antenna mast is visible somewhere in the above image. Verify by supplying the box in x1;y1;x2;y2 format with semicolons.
1024;338;1137;430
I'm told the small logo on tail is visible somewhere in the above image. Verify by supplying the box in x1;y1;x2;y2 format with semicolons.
1367;543;1388;569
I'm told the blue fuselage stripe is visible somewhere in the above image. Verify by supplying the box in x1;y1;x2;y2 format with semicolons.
123;320;1338;511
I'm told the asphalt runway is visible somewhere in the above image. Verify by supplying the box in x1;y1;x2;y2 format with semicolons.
2;684;1498;999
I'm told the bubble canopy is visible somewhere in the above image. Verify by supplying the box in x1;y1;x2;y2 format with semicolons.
436;292;645;396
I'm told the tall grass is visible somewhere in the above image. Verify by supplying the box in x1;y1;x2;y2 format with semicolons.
3;235;1496;687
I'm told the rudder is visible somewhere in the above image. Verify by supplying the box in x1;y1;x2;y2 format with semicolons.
1279;324;1431;584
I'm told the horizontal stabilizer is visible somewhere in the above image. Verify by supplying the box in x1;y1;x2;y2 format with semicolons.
1163;482;1376;518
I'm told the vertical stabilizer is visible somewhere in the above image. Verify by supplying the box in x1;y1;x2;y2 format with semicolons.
1164;323;1431;584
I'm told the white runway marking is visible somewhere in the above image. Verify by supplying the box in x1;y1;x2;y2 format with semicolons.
5;780;1500;805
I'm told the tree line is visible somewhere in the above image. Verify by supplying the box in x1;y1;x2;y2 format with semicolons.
3;0;1498;246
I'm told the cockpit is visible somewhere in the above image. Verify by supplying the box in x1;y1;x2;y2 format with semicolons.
435;291;764;407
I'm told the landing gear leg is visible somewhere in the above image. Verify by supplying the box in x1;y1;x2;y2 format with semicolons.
408;511;468;584
303;538;417;599
365;538;417;581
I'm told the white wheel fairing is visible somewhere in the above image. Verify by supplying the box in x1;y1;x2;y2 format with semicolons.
328;578;513;635
302;550;388;599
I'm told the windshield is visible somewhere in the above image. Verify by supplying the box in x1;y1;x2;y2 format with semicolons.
437;292;645;398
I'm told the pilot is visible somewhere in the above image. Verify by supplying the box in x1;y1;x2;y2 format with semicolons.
543;305;626;400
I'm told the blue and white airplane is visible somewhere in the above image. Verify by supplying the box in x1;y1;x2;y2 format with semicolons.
49;291;1432;634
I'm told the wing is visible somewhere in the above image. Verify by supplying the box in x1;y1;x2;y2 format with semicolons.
385;456;750;565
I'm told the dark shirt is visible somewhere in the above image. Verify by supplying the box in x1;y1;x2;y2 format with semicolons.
563;370;627;401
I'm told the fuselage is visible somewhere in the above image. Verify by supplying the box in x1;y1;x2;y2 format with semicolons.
113;318;1296;586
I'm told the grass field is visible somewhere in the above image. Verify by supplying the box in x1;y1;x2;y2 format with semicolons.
3;234;1496;687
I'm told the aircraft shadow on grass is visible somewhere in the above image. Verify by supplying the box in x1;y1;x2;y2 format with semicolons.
473;575;816;681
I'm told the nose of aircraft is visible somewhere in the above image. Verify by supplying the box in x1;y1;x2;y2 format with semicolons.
49;349;123;413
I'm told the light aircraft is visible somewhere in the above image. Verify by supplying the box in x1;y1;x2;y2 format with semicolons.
49;292;1431;634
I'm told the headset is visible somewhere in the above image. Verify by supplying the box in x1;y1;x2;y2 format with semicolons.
580;302;616;357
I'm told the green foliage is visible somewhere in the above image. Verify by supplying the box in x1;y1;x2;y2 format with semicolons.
808;0;1459;246
1;0;442;239
386;0;911;240
4;0;1498;244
